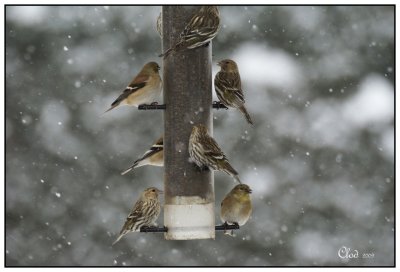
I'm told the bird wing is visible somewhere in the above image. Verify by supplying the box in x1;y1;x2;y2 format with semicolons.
138;145;163;162
215;72;245;104
182;25;217;41
180;12;219;42
111;81;147;107
138;136;163;161
231;76;245;103
129;74;150;87
121;137;163;175
153;136;163;146
128;200;145;219
119;200;145;233
203;135;227;160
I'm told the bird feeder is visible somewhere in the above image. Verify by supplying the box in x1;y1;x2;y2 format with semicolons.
162;6;215;240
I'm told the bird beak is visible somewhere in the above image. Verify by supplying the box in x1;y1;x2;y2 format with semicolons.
158;190;164;194
247;188;252;194
217;61;221;66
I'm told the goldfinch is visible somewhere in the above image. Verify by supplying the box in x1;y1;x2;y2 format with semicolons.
121;136;163;175
105;62;162;113
221;184;252;236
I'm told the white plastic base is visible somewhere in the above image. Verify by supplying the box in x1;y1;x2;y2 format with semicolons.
164;201;215;240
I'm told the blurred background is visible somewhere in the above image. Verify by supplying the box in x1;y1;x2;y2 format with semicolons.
5;5;394;266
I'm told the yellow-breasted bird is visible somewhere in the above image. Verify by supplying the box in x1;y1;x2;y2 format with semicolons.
121;136;164;175
113;187;163;245
159;6;220;58
221;184;252;236
189;124;241;183
214;59;253;125
105;62;162;113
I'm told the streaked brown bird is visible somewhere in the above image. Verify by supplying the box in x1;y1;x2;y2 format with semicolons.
113;187;163;245
156;12;162;37
214;59;253;125
159;6;220;58
189;124;241;183
104;62;162;113
121;136;164;175
221;184;252;236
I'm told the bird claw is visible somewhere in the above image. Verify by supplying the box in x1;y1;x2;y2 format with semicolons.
222;222;236;237
193;164;208;172
212;101;228;110
140;226;149;232
150;102;159;106
195;165;203;172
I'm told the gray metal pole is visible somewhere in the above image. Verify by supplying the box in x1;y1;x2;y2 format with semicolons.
162;6;215;240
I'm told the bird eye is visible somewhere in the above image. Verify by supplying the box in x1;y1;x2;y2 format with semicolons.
152;189;156;192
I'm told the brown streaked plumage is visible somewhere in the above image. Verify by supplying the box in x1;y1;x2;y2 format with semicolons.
215;59;253;125
105;62;162;113
113;187;163;245
121;136;164;175
156;12;162;37
159;6;220;58
221;184;252;236
189;124;241;183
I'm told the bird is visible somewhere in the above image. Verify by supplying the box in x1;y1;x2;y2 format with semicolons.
104;62;162;113
221;184;252;236
214;59;253;125
121;136;164;175
113;187;163;245
189;124;241;183
159;6;220;58
156;12;162;37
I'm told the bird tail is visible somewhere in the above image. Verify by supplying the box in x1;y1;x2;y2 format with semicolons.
103;105;117;114
121;161;140;175
221;161;241;184
103;94;125;114
112;233;124;246
233;175;242;184
239;105;253;125
159;47;174;59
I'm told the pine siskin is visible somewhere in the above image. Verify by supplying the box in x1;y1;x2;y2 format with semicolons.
220;184;252;236
156;12;162;37
189;124;241;183
113;187;163;245
214;59;253;125
104;62;162;113
159;6;220;58
121;136;164;175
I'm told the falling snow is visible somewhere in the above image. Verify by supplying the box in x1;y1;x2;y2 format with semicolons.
5;5;394;267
